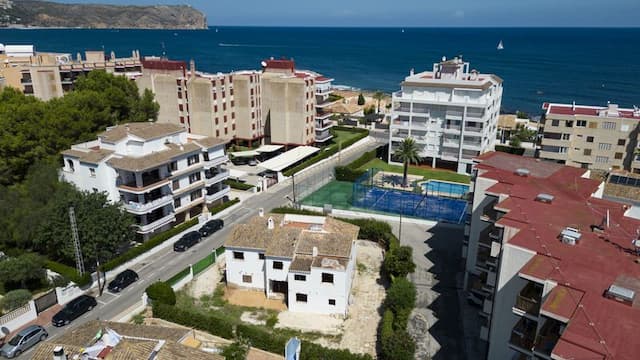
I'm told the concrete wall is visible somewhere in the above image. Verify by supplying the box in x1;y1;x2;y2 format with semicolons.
233;72;263;143
30;66;63;100
225;247;266;290
0;301;38;334
287;265;350;315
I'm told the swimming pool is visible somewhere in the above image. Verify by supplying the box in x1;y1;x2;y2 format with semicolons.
422;180;469;198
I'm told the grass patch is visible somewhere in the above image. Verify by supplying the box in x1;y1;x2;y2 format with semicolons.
357;158;470;184
333;129;362;146
357;262;367;275
131;311;145;325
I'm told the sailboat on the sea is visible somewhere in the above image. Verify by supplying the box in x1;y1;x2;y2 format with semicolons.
497;40;504;50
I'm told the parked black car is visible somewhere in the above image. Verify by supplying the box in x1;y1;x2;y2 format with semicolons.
52;295;97;327
107;269;139;293
173;231;202;252
198;219;224;237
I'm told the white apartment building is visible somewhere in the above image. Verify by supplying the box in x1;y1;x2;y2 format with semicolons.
389;56;503;174
464;152;640;360
313;74;336;144
224;213;359;315
61;122;230;240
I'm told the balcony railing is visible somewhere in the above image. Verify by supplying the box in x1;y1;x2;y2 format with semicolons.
206;185;231;203
315;131;334;142
465;126;484;133
509;317;537;351
135;213;176;233
444;125;462;131
515;282;543;315
122;194;173;215
205;169;229;185
203;155;228;169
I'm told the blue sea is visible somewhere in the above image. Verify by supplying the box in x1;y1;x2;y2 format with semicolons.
1;27;639;114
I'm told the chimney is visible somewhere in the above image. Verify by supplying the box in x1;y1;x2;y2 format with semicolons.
189;59;196;78
267;216;274;230
53;346;68;360
258;208;264;217
312;246;318;257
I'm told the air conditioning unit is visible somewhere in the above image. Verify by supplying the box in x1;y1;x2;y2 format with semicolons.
561;227;581;246
605;284;635;306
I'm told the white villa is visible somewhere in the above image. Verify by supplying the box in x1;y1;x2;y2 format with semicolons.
224;213;359;315
60;122;230;240
389;56;503;174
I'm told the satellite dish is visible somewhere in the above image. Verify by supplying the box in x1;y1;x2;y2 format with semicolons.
260;61;267;67
1;326;10;336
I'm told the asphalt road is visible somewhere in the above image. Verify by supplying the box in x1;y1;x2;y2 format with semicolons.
14;135;385;359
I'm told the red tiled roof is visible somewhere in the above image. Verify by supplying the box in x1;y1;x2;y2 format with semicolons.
546;103;640;119
264;59;295;71
541;285;584;323
141;59;186;71
476;152;640;360
315;76;332;82
552;338;605;360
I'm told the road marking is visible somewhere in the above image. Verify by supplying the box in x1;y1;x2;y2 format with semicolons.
97;300;109;305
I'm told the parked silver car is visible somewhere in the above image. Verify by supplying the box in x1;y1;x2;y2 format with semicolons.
0;325;48;358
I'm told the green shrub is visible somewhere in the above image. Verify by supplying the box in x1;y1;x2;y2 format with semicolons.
102;217;199;272
145;281;176;306
224;179;254;191
384;277;416;315
45;260;92;287
152;302;234;338
208;197;240;214
357;93;365;105
380;330;416;360
222;339;250;360
383;246;417;278
300;341;373;360
265;313;278;328
334;166;367;182
1;289;32;311
380;309;394;340
236;324;287;354
495;145;525;156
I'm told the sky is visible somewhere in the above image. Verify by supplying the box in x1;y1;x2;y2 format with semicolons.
57;0;640;27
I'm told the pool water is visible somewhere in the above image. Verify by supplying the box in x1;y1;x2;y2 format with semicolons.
423;180;469;197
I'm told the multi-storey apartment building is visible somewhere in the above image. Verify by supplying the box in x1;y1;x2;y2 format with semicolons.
464;151;640;360
538;102;640;172
231;70;263;147
389;56;502;174
225;213;359;315
261;59;316;147
313;74;336;144
61;122;230;240
0;46;142;100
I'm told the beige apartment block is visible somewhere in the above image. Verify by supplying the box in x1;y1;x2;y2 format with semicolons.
0;45;142;101
539;102;640;171
135;58;188;127
261;59;316;147
186;70;235;140
232;70;264;147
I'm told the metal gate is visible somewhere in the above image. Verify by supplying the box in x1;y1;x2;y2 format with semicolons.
34;289;58;314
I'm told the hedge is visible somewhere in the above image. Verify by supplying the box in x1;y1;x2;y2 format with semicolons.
45;260;92;287
283;128;369;177
224;179;254;191
153;302;234;339
334;166;366;182
495;145;525;156
145;282;176;305
236;324;288;354
208;197;240;214
101;217;200;272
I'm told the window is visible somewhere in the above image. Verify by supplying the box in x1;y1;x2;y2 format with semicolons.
170;161;178;171
295;293;308;303
551;120;559;126
321;273;334;284
242;275;252;283
273;261;283;270
586;136;594;143
259;253;265;260
190;190;202;201
559;147;568;154
233;251;244;260
294;274;306;281
174;198;181;209
596;156;609;163
565;121;573;127
615;152;623;160
189;172;201;184
89;168;96;177
328;299;336;306
583;149;592;156
618;139;626;146
67;159;75;172
598;143;612;151
172;180;180;190
577;120;587;127
561;133;570;140
187;154;200;166
602;121;616;130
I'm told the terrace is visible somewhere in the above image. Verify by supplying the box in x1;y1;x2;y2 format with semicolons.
514;281;543;316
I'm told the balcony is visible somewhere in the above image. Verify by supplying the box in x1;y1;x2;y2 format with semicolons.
464;126;484;134
205;169;229;185
476;246;497;271
479;227;493;247
533;319;562;356
206;185;231;203
315;131;334;143
443;125;462;133
135;213;176;234
118;177;171;194
509;317;537;352
122;194;173;215
315;120;335;131
442;137;460;148
203;155;229;169
316;109;333;119
446;110;463;119
480;200;499;222
514;282;543;316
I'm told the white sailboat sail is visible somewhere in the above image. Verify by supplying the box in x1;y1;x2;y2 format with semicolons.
497;40;504;50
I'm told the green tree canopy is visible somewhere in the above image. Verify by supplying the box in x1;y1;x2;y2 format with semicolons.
394;137;420;187
0;253;46;290
384;277;417;315
1;289;33;311
383;246;417;278
357;93;365;105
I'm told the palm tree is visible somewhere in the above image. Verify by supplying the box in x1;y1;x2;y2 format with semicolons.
373;91;385;114
394;137;420;187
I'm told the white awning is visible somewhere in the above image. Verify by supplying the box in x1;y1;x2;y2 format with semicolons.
258;146;320;172
230;150;259;158
229;169;247;180
256;144;284;153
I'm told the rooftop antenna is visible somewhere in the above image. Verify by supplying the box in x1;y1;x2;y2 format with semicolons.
69;207;85;275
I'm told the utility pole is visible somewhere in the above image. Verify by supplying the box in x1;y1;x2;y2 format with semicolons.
291;173;297;207
69;207;85;275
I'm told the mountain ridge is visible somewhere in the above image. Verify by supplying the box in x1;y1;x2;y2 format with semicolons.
0;0;207;29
